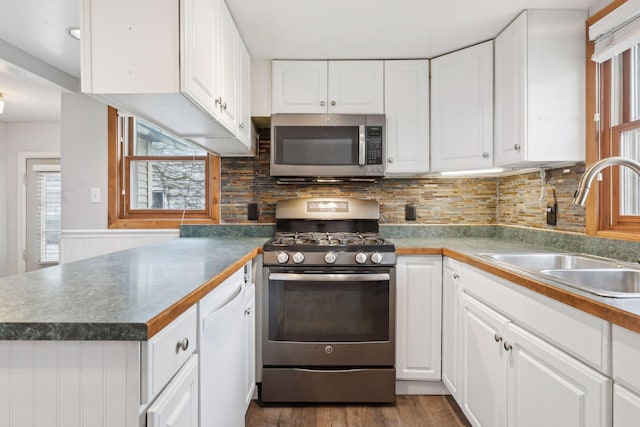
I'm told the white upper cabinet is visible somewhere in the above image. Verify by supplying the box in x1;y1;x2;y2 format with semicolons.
81;0;254;156
384;60;430;176
431;41;494;172
494;9;587;167
272;60;384;114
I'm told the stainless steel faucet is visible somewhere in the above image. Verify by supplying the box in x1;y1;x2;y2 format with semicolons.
573;156;640;206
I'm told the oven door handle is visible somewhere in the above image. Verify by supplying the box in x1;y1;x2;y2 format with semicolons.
269;273;390;282
358;125;366;166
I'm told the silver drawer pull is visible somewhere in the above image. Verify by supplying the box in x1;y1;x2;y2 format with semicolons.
494;333;503;343
503;341;513;351
176;337;189;353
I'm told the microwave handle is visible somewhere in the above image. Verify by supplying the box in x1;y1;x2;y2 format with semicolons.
358;125;366;166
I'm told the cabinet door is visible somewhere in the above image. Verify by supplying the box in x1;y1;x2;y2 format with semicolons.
147;355;199;427
431;41;494;172
217;1;239;132
461;293;508;427
507;323;611;427
237;38;252;148
181;0;217;116
327;61;384;114
395;256;442;380
384;60;430;176
494;11;527;166
272;61;328;113
614;384;640;427
244;281;256;407
442;258;462;400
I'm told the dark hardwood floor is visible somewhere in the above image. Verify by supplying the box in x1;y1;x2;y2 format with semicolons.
246;395;471;427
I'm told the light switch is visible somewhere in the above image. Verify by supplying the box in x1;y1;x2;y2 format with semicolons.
90;187;101;203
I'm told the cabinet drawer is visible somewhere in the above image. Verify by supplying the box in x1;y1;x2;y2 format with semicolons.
462;265;611;374
613;325;640;395
142;304;198;403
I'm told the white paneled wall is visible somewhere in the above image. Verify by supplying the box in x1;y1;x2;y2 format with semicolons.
60;229;179;264
0;341;140;427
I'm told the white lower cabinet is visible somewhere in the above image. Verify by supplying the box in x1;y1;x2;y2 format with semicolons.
614;384;640;427
461;292;611;427
442;257;462;400
395;256;442;381
147;354;199;427
612;325;640;426
243;280;257;406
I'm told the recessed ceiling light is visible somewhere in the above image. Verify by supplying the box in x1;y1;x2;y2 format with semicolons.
66;27;80;40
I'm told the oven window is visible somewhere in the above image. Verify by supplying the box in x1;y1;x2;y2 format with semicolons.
268;277;390;342
274;126;359;165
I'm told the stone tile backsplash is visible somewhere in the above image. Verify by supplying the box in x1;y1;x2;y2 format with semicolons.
220;141;586;232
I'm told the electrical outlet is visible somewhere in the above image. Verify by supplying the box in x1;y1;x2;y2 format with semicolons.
546;203;557;226
90;187;101;203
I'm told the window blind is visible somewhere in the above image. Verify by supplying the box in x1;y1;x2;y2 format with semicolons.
35;167;61;264
590;0;640;63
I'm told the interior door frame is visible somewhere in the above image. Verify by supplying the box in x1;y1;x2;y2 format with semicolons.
17;151;60;273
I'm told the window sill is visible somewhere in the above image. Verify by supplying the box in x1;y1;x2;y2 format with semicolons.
108;218;220;229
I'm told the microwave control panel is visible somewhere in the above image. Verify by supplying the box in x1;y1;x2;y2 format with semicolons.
366;126;383;168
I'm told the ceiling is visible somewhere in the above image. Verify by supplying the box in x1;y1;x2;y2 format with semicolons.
0;0;603;123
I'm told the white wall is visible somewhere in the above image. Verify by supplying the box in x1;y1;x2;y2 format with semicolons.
0;123;7;277
60;93;108;230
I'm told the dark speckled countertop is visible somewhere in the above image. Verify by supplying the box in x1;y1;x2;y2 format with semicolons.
2;225;640;341
0;237;266;341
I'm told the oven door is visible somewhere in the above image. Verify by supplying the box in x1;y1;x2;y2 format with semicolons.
262;268;395;367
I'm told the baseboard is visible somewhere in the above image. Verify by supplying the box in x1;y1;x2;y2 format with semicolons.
395;380;449;395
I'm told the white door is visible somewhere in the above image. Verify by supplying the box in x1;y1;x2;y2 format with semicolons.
384;60;430;176
147;355;199;427
431;41;494;171
494;12;527;166
442;258;462;399
25;158;61;272
327;61;384;114
614;384;640;427
217;1;239;132
461;293;508;427
181;0;217;116
507;323;612;427
395;256;442;380
271;61;327;113
243;281;256;407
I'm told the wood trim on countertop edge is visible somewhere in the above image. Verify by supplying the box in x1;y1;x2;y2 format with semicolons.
146;245;640;338
442;248;640;334
146;247;263;338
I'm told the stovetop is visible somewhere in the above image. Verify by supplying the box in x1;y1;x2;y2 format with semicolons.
267;232;389;248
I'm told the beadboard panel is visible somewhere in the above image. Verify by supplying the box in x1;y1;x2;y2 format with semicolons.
60;229;179;264
0;341;141;427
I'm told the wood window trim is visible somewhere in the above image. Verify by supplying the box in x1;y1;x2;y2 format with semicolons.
107;106;221;229
586;2;640;241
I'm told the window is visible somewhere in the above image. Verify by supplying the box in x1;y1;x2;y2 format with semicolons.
36;167;61;264
108;107;220;228
587;3;640;239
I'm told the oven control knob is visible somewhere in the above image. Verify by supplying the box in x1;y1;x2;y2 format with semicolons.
324;252;337;264
370;252;383;264
276;251;289;264
292;251;305;264
355;252;368;264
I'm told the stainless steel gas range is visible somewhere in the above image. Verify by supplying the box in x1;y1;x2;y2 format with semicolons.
260;197;396;403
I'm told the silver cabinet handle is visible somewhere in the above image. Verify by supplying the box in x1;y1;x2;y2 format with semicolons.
482;152;490;158
453;273;460;279
320;100;326;107
514;144;521;152
176;337;189;353
494;333;503;343
239;122;245;130
245;307;251;316
388;157;394;163
331;100;336;106
221;102;227;110
215;97;222;106
503;341;512;351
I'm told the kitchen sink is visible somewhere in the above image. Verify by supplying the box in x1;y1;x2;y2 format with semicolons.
480;253;617;271
540;269;640;298
478;252;640;298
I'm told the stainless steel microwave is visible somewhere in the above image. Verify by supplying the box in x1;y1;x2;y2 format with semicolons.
270;114;385;178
